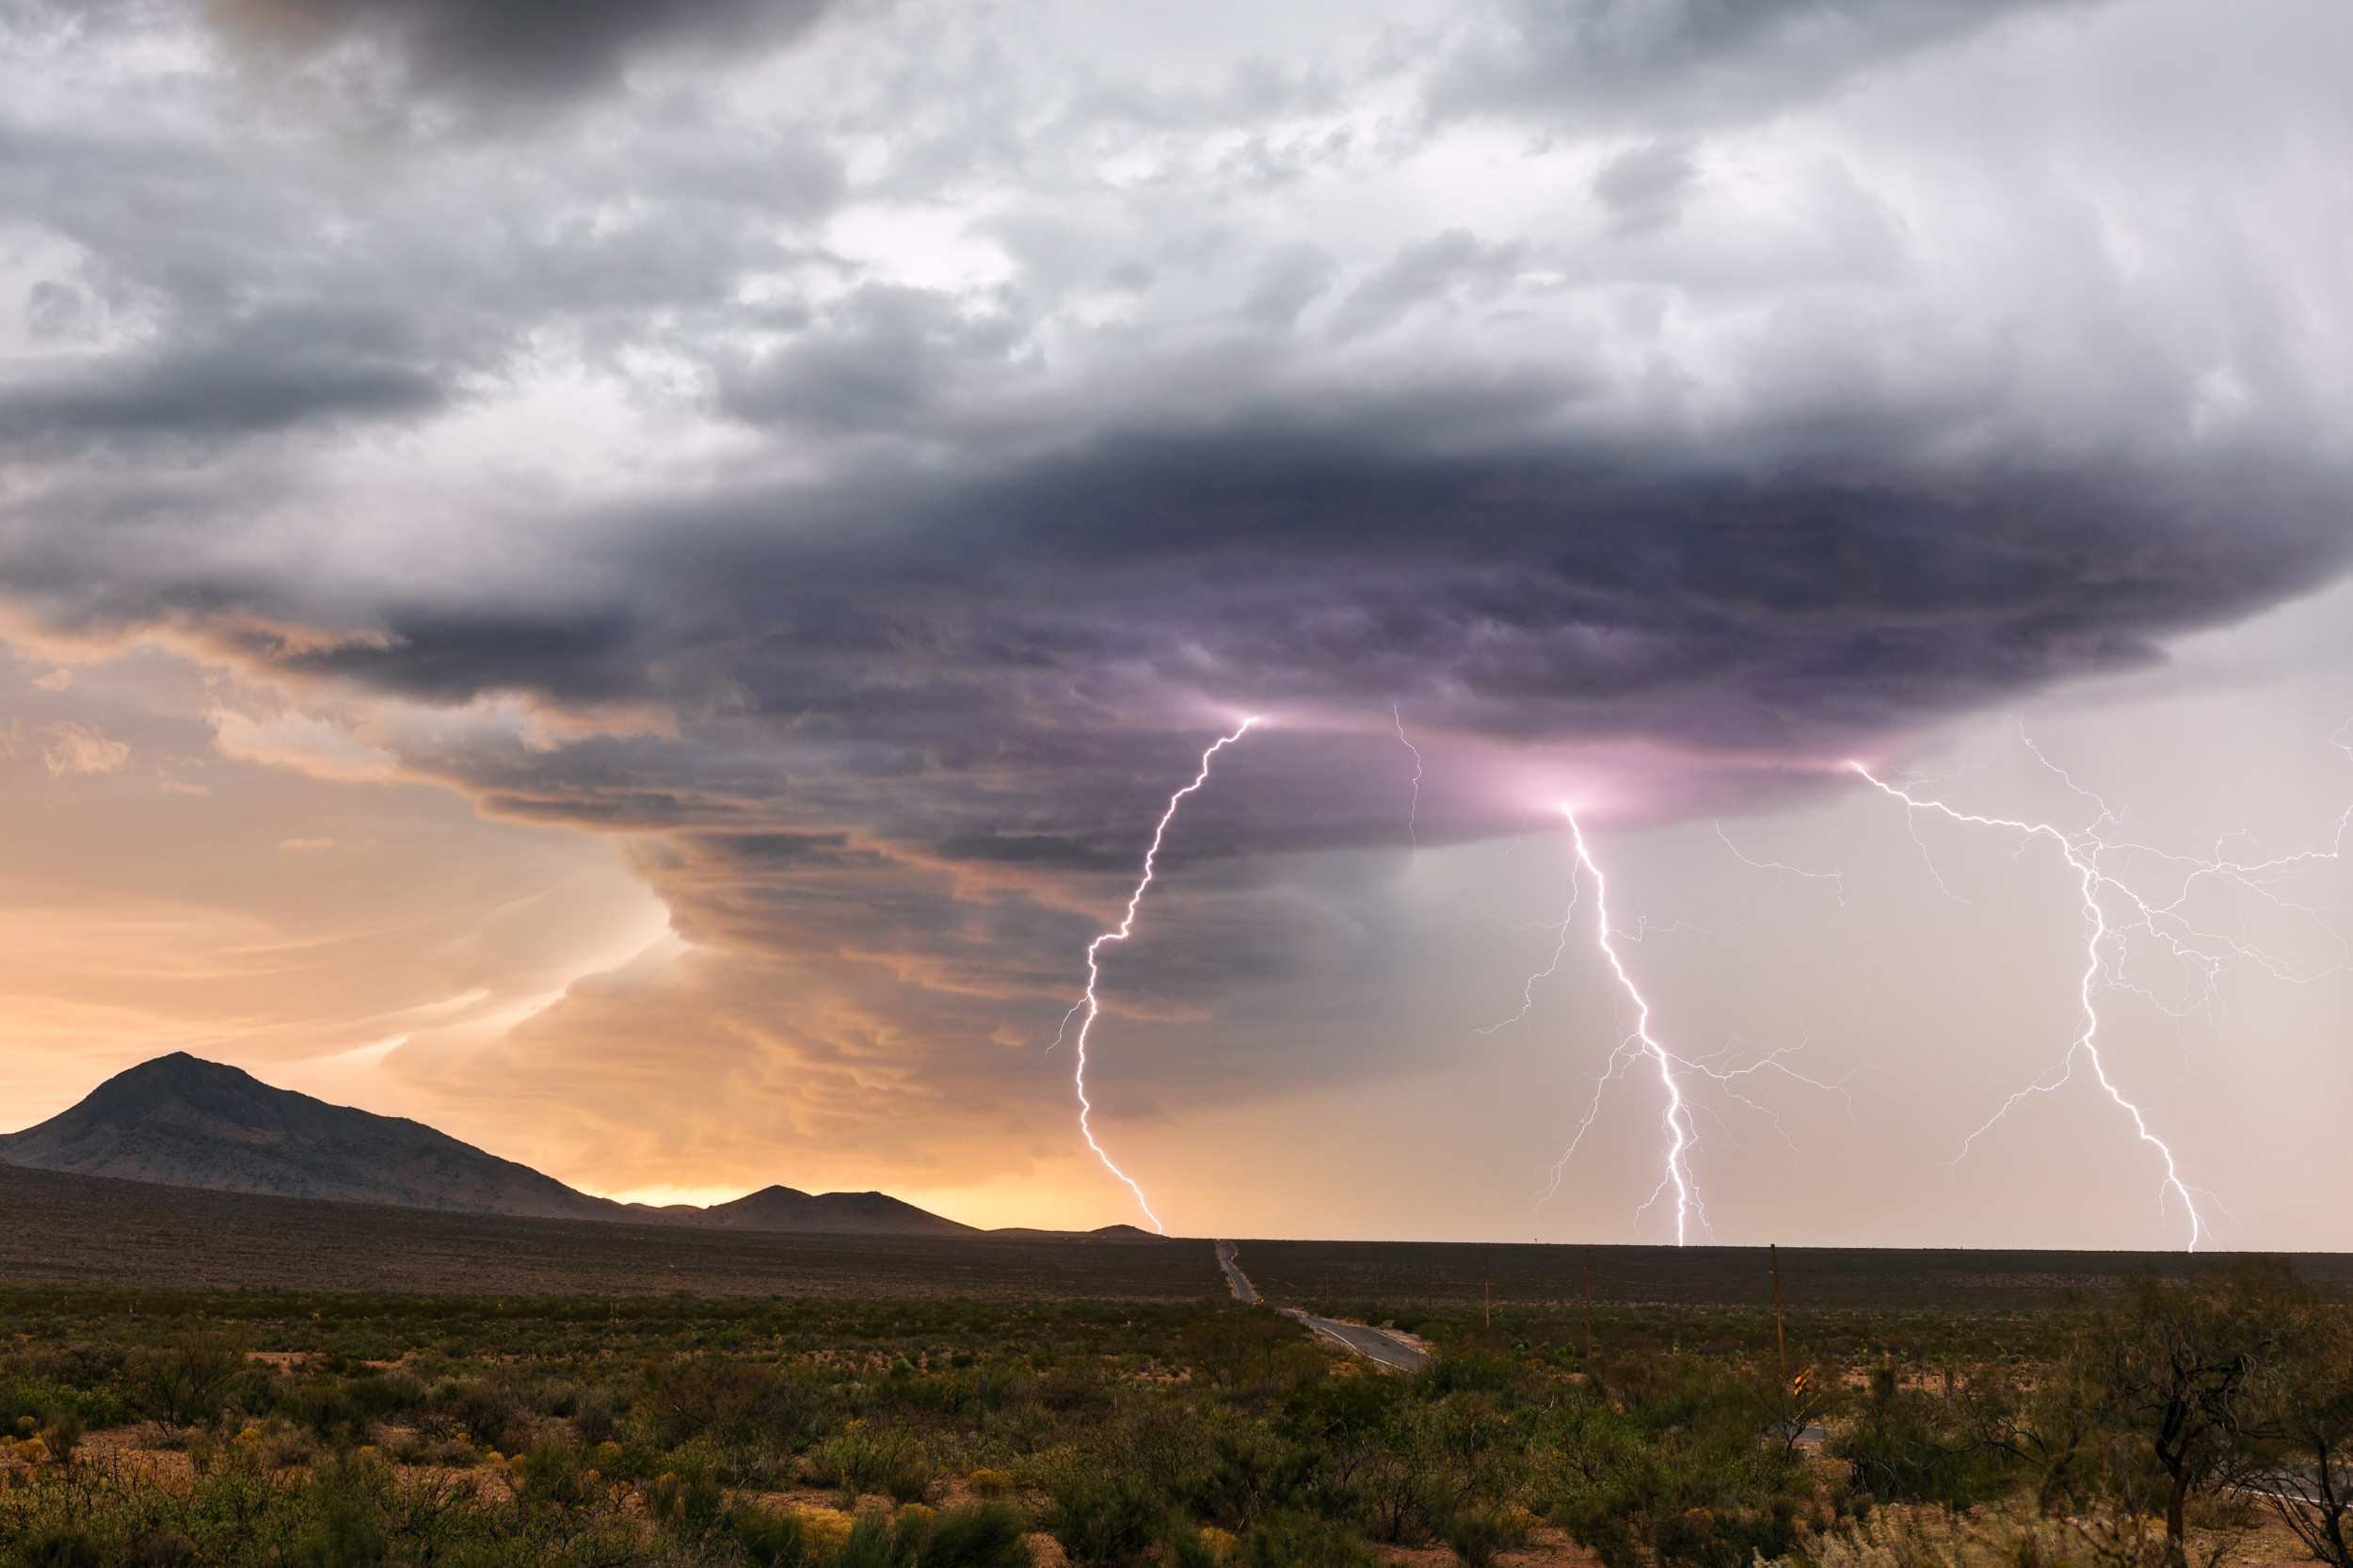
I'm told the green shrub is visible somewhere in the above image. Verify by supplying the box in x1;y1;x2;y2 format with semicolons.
815;1428;933;1505
1417;1351;1514;1397
433;1380;532;1456
36;1409;81;1466
1046;1468;1161;1567
510;1438;591;1508
2;1381;104;1437
646;1469;725;1531
570;1387;617;1446
925;1501;1034;1568
1189;1429;1308;1533
287;1495;388;1568
735;1505;817;1568
1169;1518;1225;1568
284;1456;393;1568
1434;1503;1537;1568
1827;1376;2011;1508
644;1355;807;1448
1243;1510;1378;1568
835;1508;914;1568
8;1528;100;1568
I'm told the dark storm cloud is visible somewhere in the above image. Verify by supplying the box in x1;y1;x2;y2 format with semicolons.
277;607;645;702
235;429;2343;731
212;0;841;101
0;304;443;447
188;424;2345;875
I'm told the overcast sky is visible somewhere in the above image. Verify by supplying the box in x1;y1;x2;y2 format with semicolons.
2;0;2349;1247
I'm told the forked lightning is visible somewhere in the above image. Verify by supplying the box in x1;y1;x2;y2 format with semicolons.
1558;804;1704;1243
1849;761;2214;1247
1062;718;1258;1233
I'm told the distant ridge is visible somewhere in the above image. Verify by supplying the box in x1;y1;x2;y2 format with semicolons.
992;1224;1171;1244
661;1184;976;1237
0;1054;979;1237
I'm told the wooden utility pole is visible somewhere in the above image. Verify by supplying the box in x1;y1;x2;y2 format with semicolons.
1483;1250;1492;1329
1583;1245;1594;1361
1770;1242;1788;1379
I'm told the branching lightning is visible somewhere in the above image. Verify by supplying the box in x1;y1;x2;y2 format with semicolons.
1483;809;1850;1243
1714;821;1850;908
1063;717;1258;1233
1849;762;2215;1249
1553;805;1704;1241
1850;730;2353;1250
1475;896;1577;1035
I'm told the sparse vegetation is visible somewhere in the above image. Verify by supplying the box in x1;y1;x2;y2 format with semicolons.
0;1259;2345;1567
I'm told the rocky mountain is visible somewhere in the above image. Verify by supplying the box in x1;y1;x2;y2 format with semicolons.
0;1053;977;1236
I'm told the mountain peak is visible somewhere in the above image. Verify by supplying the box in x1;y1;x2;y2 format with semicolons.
0;1052;616;1220
0;1054;981;1238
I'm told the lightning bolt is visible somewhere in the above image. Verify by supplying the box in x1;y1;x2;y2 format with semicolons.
1494;814;1849;1240
1849;762;2213;1250
1557;805;1704;1245
1063;717;1257;1233
1393;704;1423;850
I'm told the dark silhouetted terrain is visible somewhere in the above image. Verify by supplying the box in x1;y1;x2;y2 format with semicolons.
0;1160;1213;1298
0;1053;624;1220
668;1184;976;1237
3;1154;2345;1310
0;1054;978;1236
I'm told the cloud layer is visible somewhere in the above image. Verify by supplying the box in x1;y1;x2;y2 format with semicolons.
3;0;2350;1229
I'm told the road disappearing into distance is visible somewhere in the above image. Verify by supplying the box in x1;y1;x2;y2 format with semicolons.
1216;1239;1429;1371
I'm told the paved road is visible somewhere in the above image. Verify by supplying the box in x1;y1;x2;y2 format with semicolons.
1216;1239;1260;1304
1215;1240;1428;1371
1283;1309;1431;1371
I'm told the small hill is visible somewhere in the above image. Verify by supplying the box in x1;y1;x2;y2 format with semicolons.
990;1224;1171;1243
688;1185;976;1236
0;1053;627;1220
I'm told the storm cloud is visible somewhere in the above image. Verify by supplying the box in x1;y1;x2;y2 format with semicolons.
207;0;841;102
3;0;2350;1228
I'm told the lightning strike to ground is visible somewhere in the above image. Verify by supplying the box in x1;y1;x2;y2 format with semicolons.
1063;718;1258;1233
1558;805;1705;1245
1849;762;2214;1249
1493;816;1849;1240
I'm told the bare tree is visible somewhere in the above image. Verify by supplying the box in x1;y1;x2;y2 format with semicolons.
2233;1303;2353;1568
130;1330;241;1429
2078;1261;2299;1568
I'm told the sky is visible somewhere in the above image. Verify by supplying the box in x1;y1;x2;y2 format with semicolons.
2;0;2350;1249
